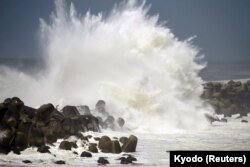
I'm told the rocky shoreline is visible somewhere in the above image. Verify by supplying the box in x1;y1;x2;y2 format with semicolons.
0;97;138;165
0;79;249;165
202;80;250;123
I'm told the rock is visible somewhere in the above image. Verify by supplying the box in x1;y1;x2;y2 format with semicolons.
36;103;55;123
37;145;50;153
118;155;137;164
97;157;109;165
0;127;15;154
88;144;98;153
62;106;80;117
55;160;66;164
94;137;100;141
0;103;7;122
119;137;128;144
78;105;91;115
121;135;138;152
111;140;121;154
98;136;121;153
20;106;36;120
14;131;28;149
22;160;32;164
80;115;100;132
80;135;89;141
95;100;106;112
86;135;92;138
11;146;21;155
44;121;65;142
105;115;115;127
220;118;227;122
98;136;112;153
126;155;137;162
117;117;125;127
73;151;78;155
80;151;92;157
59;141;77;150
241;120;248;123
28;126;45;147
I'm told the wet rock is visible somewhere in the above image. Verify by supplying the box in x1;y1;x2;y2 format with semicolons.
14;131;28;148
28;126;45;147
126;155;137;162
37;145;50;153
121;135;138;152
118;155;137;164
98;136;121;153
97;157;109;165
98;136;112;153
94;137;100;141
111;140;121;154
73;151;78;155
11;146;21;155
80;115;100;132
0;103;7;122
0;127;15;154
119;137;128;144
36;103;55;123
80;135;89;141
241;120;248;123
81;151;92;157
59;141;77;150
78;105;91;115
86;135;92;138
55;160;66;164
105;116;115;129
117;117;125;128
88;144;98;153
62;106;80;117
22;160;32;164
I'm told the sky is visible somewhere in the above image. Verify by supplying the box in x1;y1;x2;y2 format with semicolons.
0;0;250;64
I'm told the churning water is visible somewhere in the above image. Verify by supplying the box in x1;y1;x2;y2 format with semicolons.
0;0;213;132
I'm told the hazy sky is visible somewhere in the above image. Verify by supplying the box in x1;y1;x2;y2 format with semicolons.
0;0;249;63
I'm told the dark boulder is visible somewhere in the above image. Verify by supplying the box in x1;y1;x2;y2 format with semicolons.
0;103;7;122
80;115;100;132
118;155;137;164
59;141;77;150
97;157;109;165
14;131;28;148
117;117;125;128
62;106;80;117
98;136;112;153
104;116;115;129
121;135;138;152
55;160;66;164
95;100;109;117
119;137;128;144
80;151;92;157
27;126;45;147
241;120;248;123
37;145;50;153
88;144;98;153
78;105;91;115
98;136;121;153
22;160;32;164
0;127;15;154
36;103;55;122
111;140;121;154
